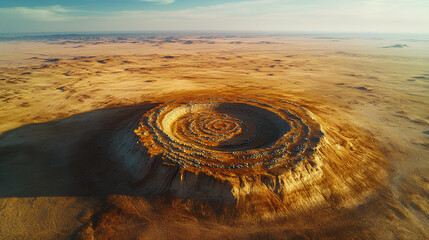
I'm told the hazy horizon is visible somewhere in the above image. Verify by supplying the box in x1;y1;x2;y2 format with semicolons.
1;30;429;39
1;0;429;34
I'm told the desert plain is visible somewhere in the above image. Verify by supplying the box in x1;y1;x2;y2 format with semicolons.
0;33;428;239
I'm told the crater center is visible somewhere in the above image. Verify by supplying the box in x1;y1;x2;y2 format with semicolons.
159;102;289;152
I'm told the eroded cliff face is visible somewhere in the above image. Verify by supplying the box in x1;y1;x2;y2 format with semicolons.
104;94;388;219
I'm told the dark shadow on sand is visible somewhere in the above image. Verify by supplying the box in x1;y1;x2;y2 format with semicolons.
0;103;158;198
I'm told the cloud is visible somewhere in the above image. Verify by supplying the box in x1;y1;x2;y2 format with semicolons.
102;0;429;32
1;0;428;33
362;0;386;6
140;0;175;4
0;5;71;22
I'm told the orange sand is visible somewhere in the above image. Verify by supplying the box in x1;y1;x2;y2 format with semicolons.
0;35;428;239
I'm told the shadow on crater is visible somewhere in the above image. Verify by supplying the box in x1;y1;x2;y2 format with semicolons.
0;103;158;198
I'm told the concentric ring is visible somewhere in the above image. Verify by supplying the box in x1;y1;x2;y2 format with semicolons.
134;96;323;175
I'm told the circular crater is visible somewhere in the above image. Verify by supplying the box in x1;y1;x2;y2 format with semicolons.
135;96;323;175
163;102;288;151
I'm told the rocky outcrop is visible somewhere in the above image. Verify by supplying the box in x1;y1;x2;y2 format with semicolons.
106;94;388;218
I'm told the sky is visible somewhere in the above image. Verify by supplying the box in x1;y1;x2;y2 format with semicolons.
0;0;428;33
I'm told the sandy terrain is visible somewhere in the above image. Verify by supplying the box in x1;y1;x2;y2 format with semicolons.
0;34;428;239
